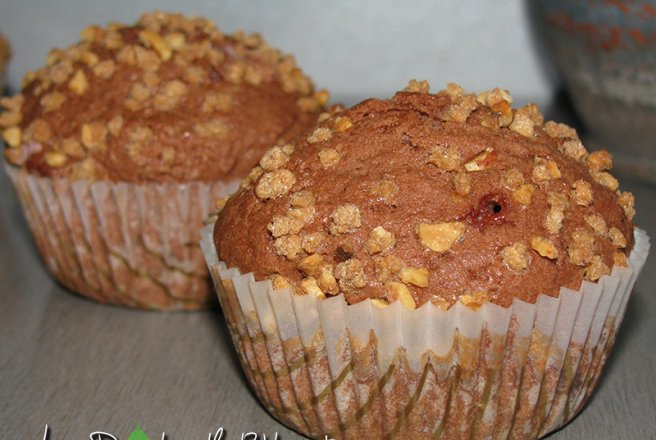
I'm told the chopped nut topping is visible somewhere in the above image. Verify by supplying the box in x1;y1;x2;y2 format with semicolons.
0;110;22;127
445;94;478;122
613;252;628;267
164;32;186;50
0;94;25;112
300;277;325;299
201;92;232;113
501;243;530;271
509;113;535;137
430;296;451;310
68;70;89;95
583;255;610;281
298;254;325;276
386;282;416;310
460;291;491;310
259;146;289;171
59;137;84;158
154;80;188;112
301;232;324;253
512;183;535;206
510;103;543;137
272;274;290;290
298;254;337;294
400;267;429;288
366;226;396;254
478;87;513;106
288;205;315;224
40;92;67;112
370;180;399;202
81;122;108;151
570;180;593;206
333;116;353;132
26;119;52;143
530;236;558;259
544;208;564;234
403;79;430;94
587;150;613;172
44;151;68;168
585;214;607;236
532;157;561;182
183;66;208;85
255;169;296;199
490;100;513;127
192;120;229;139
371;298;390;309
453;172;471;196
214;196;229;213
107;115;124;137
307;127;332;144
543;121;577;139
2;127;21;148
443;82;465;100
50;59;73;84
617;191;635;220
329;204;361;235
138;30;172;61
289;191;315;208
418;222;465;253
428;144;461;171
318;148;341;168
503;168;525;190
567;230;595;266
464;147;496;171
608;227;627;248
560;140;587;161
92;59;116;79
80;50;100;67
240;166;264;190
268;214;304;238
273;234;303;260
592;171;619;191
548;192;569;210
374;255;405;283
335;258;367;293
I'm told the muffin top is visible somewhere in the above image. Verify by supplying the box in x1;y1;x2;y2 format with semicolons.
214;81;635;309
0;11;326;182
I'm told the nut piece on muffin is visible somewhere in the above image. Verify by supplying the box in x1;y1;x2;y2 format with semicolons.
1;11;327;182
1;11;327;310
214;80;635;310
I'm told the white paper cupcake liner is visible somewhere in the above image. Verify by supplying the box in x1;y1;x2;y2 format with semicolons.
6;165;238;310
201;224;649;439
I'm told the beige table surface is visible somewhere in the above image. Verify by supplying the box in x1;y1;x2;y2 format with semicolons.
0;124;654;439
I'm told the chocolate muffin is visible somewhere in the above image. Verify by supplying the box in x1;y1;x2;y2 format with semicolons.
203;82;649;439
1;11;326;309
215;81;635;309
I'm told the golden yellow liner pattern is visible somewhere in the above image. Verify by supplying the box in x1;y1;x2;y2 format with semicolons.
6;165;238;310
202;225;649;440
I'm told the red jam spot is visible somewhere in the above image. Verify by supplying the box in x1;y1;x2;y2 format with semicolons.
462;192;510;230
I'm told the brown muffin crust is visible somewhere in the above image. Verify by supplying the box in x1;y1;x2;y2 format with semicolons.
214;82;635;309
1;11;326;182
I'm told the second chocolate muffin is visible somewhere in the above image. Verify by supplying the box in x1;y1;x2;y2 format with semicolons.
1;11;326;309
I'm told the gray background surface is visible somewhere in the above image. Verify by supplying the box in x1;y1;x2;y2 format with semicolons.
0;1;655;439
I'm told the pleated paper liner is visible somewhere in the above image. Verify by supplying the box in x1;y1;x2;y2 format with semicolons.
6;165;238;310
201;225;649;439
